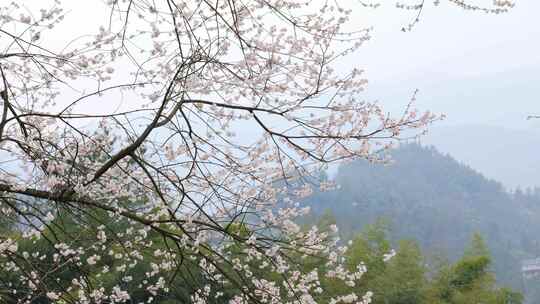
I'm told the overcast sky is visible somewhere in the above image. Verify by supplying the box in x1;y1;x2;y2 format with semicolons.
29;0;540;188
47;0;540;129
347;0;540;130
334;0;540;188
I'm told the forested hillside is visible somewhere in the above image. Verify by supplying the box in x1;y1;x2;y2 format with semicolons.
303;144;540;297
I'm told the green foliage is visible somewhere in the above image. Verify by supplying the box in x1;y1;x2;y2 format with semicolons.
451;255;491;290
423;234;523;304
1;208;523;304
4;142;534;303
303;213;523;304
464;233;490;258
302;143;540;301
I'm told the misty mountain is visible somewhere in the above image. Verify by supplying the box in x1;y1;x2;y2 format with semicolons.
422;124;540;189
303;144;540;293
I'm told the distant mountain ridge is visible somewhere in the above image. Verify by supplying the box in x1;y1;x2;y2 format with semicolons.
422;124;540;189
304;144;540;294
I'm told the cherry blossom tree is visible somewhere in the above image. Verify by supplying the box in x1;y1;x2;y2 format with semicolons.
0;0;514;303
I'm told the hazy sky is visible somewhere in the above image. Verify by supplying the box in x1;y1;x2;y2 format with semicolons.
21;0;540;187
347;0;540;130
340;1;540;189
46;0;540;129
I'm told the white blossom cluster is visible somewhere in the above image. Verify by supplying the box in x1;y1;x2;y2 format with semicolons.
0;0;513;303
